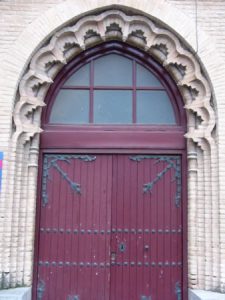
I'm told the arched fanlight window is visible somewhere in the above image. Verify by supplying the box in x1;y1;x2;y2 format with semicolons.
49;54;176;125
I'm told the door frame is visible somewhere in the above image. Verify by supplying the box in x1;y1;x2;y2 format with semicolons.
32;147;187;300
33;41;188;299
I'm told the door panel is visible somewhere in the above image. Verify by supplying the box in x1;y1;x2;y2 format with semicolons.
37;154;112;300
36;154;183;300
110;155;182;300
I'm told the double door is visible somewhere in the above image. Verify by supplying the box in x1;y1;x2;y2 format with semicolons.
36;154;183;300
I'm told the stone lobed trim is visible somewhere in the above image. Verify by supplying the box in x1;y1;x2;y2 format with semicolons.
0;7;220;293
15;10;215;146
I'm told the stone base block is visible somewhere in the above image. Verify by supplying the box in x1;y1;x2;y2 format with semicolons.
0;287;31;300
189;289;225;300
0;287;225;300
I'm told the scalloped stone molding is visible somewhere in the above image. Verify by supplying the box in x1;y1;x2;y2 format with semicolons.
1;7;220;293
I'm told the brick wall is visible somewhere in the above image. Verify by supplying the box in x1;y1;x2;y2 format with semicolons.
0;0;224;293
169;0;225;59
1;1;225;61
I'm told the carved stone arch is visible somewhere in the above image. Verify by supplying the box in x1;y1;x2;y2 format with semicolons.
15;10;215;141
6;8;219;292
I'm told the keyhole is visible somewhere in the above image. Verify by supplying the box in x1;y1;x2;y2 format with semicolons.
119;242;126;252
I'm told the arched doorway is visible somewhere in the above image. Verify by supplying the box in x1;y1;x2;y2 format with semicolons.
33;42;187;300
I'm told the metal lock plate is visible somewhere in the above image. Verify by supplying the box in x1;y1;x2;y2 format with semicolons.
67;296;79;300
119;242;126;252
141;296;151;300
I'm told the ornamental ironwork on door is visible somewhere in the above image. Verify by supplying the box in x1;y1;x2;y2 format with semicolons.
36;154;183;300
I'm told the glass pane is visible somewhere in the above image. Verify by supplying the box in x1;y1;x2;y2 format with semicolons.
94;54;132;86
50;90;89;124
136;63;162;87
94;90;132;124
137;91;176;124
63;63;90;86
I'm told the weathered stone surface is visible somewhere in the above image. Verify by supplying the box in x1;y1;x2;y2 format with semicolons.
0;0;224;294
189;289;225;300
0;287;31;300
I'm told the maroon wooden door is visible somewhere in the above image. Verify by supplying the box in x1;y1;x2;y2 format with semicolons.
36;154;183;300
110;155;182;300
37;154;112;300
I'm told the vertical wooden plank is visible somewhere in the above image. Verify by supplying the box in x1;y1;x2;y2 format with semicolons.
89;156;100;299
136;157;144;300
129;156;136;300
172;158;180;300
77;157;87;299
82;156;93;299
164;160;172;299
62;159;72;299
110;155;117;300
99;156;112;299
129;157;138;300
149;157;158;300
104;155;113;300
156;159;166;300
142;159;151;297
122;155;132;300
48;162;61;300
111;155;123;299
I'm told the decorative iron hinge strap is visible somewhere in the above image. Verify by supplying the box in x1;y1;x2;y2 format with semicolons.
129;155;182;207
52;162;81;194
42;154;96;206
37;279;45;300
175;281;182;300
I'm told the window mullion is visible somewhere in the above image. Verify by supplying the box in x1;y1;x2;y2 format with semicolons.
132;60;136;123
90;60;94;123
